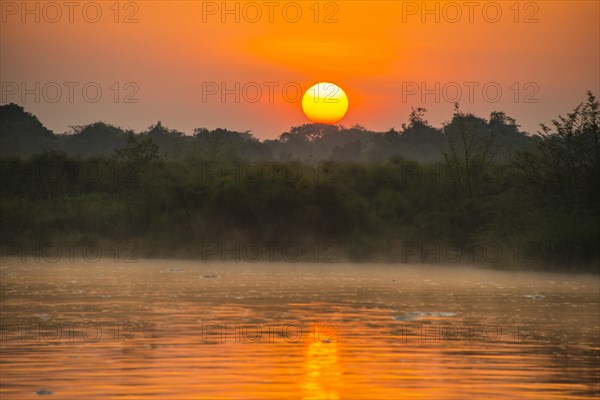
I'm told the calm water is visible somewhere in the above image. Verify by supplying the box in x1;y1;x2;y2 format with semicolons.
1;259;598;399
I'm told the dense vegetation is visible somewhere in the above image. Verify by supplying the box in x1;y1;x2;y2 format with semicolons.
0;103;532;162
1;93;598;270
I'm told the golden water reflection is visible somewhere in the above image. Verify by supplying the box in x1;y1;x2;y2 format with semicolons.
1;260;598;399
302;338;341;400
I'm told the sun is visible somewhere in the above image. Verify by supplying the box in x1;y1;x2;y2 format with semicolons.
302;82;349;124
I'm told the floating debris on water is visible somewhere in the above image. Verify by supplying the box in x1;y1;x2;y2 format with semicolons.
201;274;220;279
35;388;54;395
35;313;50;321
524;294;545;300
393;311;457;321
168;268;184;272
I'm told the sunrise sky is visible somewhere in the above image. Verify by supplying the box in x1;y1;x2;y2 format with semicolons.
1;1;599;138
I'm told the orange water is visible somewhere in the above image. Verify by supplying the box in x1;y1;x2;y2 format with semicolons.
1;259;598;399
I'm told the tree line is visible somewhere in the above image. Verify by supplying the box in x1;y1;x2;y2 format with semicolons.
1;93;598;270
0;103;533;162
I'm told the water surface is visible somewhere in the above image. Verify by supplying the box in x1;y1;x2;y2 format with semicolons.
1;259;598;399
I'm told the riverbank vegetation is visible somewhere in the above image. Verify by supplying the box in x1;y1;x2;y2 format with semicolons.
1;93;598;271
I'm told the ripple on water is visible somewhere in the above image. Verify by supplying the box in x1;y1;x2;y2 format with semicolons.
0;260;598;399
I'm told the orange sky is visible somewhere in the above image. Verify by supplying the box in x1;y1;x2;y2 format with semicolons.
1;1;599;138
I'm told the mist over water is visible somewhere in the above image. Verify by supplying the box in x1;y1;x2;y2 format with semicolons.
1;0;599;397
1;259;598;399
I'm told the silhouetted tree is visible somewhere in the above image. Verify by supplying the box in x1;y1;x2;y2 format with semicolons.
444;104;496;197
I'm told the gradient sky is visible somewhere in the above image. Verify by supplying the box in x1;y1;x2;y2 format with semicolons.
1;1;599;139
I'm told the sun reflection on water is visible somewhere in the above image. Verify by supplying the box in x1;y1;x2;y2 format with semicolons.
302;338;341;400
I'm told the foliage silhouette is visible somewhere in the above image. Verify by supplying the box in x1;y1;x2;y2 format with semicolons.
1;94;598;269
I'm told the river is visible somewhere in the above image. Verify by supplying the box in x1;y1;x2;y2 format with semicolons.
1;259;598;399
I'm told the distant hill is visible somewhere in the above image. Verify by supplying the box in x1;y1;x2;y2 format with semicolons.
0;103;56;158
